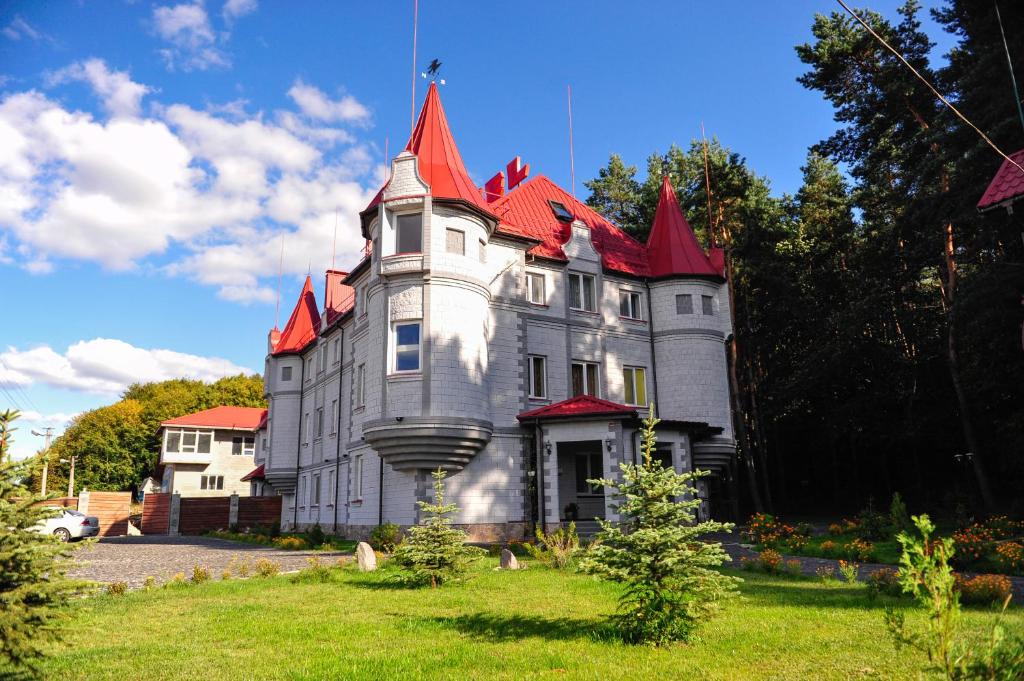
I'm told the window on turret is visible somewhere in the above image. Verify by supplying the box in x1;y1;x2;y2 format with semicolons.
701;295;715;315
393;322;422;373
445;228;465;255
396;213;422;254
675;294;693;315
571;361;600;397
568;272;596;312
619;290;643;320
281;366;293;381
623;367;647;407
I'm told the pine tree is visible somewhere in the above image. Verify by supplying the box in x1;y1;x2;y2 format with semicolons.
391;468;485;588
584;154;644;239
0;410;91;676
580;411;740;645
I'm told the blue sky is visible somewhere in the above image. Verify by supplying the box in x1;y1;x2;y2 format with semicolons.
0;0;955;459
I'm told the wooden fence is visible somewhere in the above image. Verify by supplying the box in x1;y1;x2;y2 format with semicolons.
141;493;281;535
141;492;171;534
78;490;131;537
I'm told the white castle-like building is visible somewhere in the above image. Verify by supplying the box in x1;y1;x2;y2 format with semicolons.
248;84;737;539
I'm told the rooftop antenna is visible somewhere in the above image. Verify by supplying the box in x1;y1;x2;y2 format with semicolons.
409;0;419;136
275;234;284;327
331;209;338;270
701;121;717;247
567;84;576;198
383;136;389;179
994;0;1024;136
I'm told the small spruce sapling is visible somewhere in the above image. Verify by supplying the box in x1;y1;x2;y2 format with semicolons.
579;409;740;645
391;468;485;587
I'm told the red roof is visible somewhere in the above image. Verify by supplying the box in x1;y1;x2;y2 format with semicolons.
240;464;265;481
363;83;494;219
517;395;638;421
324;269;355;326
978;148;1024;211
161;406;267;430
646;174;720;277
492;175;652;277
272;275;321;355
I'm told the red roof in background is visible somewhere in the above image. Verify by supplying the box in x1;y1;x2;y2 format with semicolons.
492;175;652;277
161;406;267;430
646;174;721;277
978;149;1024;211
240;464;265;481
324;269;355;326
517;395;638;421
272;275;321;355
363;83;494;219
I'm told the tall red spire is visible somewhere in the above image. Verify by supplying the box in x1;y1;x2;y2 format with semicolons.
646;174;720;278
272;275;321;355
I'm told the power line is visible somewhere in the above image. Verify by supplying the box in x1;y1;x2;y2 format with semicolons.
836;0;1024;177
994;0;1024;136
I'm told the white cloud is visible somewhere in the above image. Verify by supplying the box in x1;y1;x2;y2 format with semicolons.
223;0;258;22
3;15;43;41
0;339;253;396
18;410;80;428
153;2;229;71
47;59;151;118
288;79;369;123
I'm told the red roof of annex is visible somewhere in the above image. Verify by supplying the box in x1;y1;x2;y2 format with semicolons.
161;406;267;430
978;148;1024;211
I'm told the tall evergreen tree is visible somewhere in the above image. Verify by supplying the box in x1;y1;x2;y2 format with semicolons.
584;154;644;239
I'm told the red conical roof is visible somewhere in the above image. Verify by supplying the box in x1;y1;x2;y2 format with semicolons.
272;275;320;356
362;83;493;219
646;174;720;278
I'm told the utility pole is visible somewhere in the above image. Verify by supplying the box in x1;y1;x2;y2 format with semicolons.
61;456;76;498
31;427;54;496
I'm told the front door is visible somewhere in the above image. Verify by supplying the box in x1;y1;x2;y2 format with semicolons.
557;442;605;521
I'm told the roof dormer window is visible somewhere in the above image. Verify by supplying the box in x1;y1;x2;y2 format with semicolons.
548;200;573;222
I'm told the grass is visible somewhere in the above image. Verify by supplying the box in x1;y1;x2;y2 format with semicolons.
23;561;1023;680
203;530;357;553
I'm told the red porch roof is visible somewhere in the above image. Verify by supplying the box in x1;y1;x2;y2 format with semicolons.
161;406;267;430
517;395;638;421
272;275;321;356
240;464;265;482
978;149;1024;211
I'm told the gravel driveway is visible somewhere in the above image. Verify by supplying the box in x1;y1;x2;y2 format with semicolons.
67;535;352;587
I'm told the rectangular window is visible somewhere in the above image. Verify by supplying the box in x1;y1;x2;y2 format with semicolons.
327;469;335;506
232;436;243;455
623;366;648;407
353;455;364;499
332;338;341;364
299;476;306;507
305;357;313;381
197;433;212;453
318;345;326;372
526;272;545;305
575;452;604;494
675;294;693;315
393;322;421;373
568;272;596;312
445;228;465;255
330;400;338;434
312;473;320;506
529;355;547;398
261;437;267;452
281;366;292;381
571;361;600;397
702;294;715;315
166;431;180;453
165;429;215;455
619;290;642;320
304;413;310;444
356;364;366;406
315;407;324;438
395;213;422;254
359;285;368;316
200;475;224;491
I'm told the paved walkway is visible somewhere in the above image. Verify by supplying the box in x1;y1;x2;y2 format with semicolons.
718;539;1024;600
67;535;352;588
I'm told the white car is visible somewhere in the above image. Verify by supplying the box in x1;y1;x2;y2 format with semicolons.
36;507;100;542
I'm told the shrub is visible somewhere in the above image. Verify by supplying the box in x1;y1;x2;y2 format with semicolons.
745;512;779;544
827;523;845;536
391;468;486;587
169;572;186;585
982;515;1019;540
838;560;859;584
758;549;783;574
272;536;308;551
254;559;280;578
105;581;128;597
784;559;803;578
143;576;157;590
784;534;808;551
820;540;838;556
855;508;891;541
815;565;836;582
290;557;334;584
952;524;996;566
956;574;1013;606
525;522;580;569
794;522;814;537
889;493;912;536
995;542;1024;572
229;556;251;578
369;522;402;553
848;538;875;562
191;565;211;584
307;524;326;548
579;411;739;645
866;568;902;600
739;556;757;571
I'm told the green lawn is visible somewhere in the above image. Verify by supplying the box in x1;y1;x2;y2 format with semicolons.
26;562;1023;680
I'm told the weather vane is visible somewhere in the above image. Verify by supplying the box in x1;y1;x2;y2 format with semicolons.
421;58;445;85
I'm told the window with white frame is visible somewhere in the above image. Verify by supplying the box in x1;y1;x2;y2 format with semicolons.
311;472;320;506
327;469;335;506
356;364;366;406
315;407;324;438
568;272;596;312
675;294;694;315
353;455;364;499
330;399;337;434
304;413;310;444
445;228;465;255
305;357;313;381
231;435;255;456
359;285;368;316
571;361;600;397
623;366;648;407
526;272;545;305
318;345;326;372
281;366;292;381
528;356;547;398
164;429;214;455
619;290;643;320
299;476;306;507
392;321;421;373
702;294;715;315
200;475;224;491
395;213;422;254
333;337;341;364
